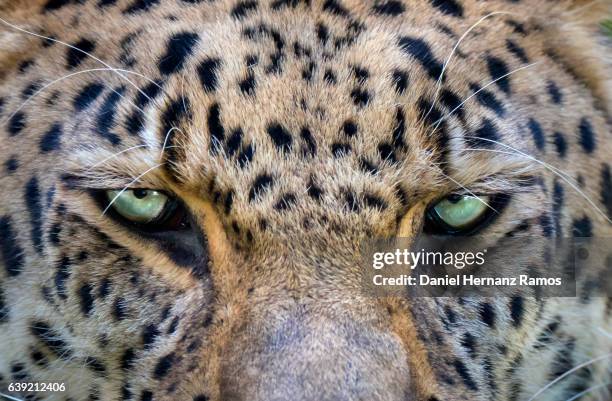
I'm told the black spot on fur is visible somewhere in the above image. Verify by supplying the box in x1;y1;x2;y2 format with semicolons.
274;193;297;211
329;141;351;158
466;118;498;148
372;1;404;16
40;123;63;152
197;58;222;92
546;80;563;104
124;0;160;13
359;157;379;175
350;88;371;107
96;87;126;145
454;359;478;391
364;193;387;209
392;108;406;148
572;216;592;237
78;283;94;317
601;164;612;219
232;1;258;19
509;297;524;327
74;83;104;111
486;55;511;94
121;348;136;370
249;174;274;202
4;156;18;173
0;287;8;323
55;256;70;300
85;356;106;375
158;32;200;75
429;0;463;17
323;0;349;17
480;302;496;328
324;69;337;84
153;353;176;379
267;123;293;152
506;39;529;63
553;132;567;158
30;321;72;359
98;278;110;299
300;127;317;157
391;69;408;93
22;81;41;99
469;83;505;117
8;112;26;136
226;129;243;157
344;189;360;212
461;332;477;358
539;213;553;237
237;143;254;167
239;74;256;95
308;179;323;200
113;297;128;320
142;324;160;349
398;37;443;80
66;39;96;69
342;120;358;138
25;177;43;253
552;180;564;235
43;0;71;12
439;89;463;119
207;103;225;153
577;117;595;154
140;390;153;401
527;118;545;151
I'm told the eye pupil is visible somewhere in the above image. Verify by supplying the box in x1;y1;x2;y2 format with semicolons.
133;189;148;199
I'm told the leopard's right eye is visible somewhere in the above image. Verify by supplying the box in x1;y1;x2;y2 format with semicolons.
106;189;169;224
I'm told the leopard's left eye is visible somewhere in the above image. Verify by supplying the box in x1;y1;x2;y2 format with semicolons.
105;189;176;225
425;194;492;235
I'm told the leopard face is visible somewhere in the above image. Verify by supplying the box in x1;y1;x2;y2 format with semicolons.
0;0;611;400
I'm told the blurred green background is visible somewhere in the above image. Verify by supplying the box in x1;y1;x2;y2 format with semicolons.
604;19;612;36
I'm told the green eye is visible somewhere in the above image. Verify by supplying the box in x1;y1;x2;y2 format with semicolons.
106;189;169;224
427;195;491;233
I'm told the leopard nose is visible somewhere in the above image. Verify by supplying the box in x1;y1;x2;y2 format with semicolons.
220;306;412;401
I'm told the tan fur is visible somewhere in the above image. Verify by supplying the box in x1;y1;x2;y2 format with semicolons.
0;0;610;400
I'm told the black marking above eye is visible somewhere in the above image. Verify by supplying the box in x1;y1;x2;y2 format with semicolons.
469;83;505;117
197;58;222;93
266;123;293;152
8;111;26;136
323;0;349;17
577;117;596;154
158;32;200;75
429;0;463;17
40;123;63;152
73;83;105;111
486;55;511;94
96;87;126;145
124;0;160;14
372;1;405;16
391;69;408;94
0;216;24;277
66;38;96;69
466;119;498;148
25;177;43;254
527;118;545;151
231;1;258;19
398;37;443;80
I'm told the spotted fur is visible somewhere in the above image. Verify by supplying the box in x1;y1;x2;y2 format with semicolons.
0;0;611;400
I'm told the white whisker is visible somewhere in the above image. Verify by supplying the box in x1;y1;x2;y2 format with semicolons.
431;61;540;130
0;392;25;401
564;381;611;401
526;353;612;401
0;18;155;102
101;163;163;216
437;168;498;213
87;144;150;170
424;11;515;122
463;139;612;224
159;127;184;160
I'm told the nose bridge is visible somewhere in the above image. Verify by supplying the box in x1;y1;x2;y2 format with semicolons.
220;301;412;401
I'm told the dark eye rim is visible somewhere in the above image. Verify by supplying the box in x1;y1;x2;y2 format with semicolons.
423;193;511;236
90;189;191;233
